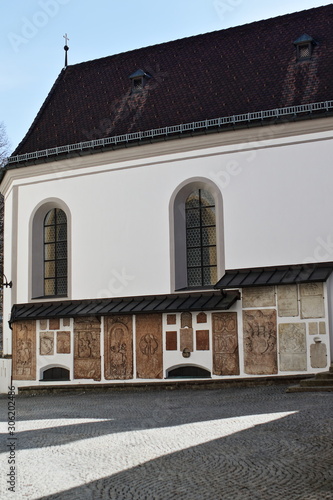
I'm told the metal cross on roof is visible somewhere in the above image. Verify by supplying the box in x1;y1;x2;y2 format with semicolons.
63;33;70;68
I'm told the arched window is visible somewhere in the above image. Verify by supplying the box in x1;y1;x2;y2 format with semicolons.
44;209;68;296
170;179;224;291
185;189;217;287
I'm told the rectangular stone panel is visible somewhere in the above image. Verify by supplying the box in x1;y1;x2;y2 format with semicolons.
40;332;54;355
63;318;71;327
319;322;326;335
49;318;60;330
243;310;277;375
212;312;239;376
300;296;325;319
166;331;177;351
196;330;209;350
308;322;318;335
39;319;48;330
57;331;71;354
136;314;163;379
279;323;307;371
180;328;193;352
242;286;276;308
74;317;101;380
12;321;36;380
310;342;327;368
104;316;133;380
166;314;177;325
277;285;298;317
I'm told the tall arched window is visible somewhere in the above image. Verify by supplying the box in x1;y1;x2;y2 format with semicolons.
186;189;217;287
44;208;67;296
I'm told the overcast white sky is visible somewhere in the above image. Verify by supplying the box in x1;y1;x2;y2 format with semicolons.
1;0;332;152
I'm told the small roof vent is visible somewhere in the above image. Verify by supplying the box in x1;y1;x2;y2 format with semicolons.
129;69;151;91
293;34;317;61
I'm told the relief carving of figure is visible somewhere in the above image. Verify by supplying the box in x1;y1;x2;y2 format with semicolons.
139;334;158;356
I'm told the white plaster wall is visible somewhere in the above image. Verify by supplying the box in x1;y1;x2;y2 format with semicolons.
2;128;333;308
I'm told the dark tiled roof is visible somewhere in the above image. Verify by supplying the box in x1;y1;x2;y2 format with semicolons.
215;263;333;289
9;291;239;323
13;5;333;156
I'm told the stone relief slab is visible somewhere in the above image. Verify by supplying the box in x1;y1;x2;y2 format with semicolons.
197;312;207;324
166;331;177;350
279;323;307;371
308;322;318;335
212;312;239;376
242;287;276;308
166;314;177;325
180;328;193;352
39;319;48;330
196;330;209;350
104;316;133;380
277;285;298;317
40;332;54;355
63;318;71;327
12;321;36;380
57;331;71;354
243;310;277;375
49;318;60;330
136;314;163;379
181;312;192;328
74;317;101;380
310;342;327;368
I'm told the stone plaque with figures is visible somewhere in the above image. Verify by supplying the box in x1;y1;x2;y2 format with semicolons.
40;332;54;355
212;312;239;376
243;310;277;375
242;287;276;308
310;342;327;368
74;317;101;380
104;316;133;380
279;323;307;371
180;328;193;352
181;312;192;328
277;285;298;317
136;314;163;379
57;331;71;354
12;321;36;380
166;331;177;350
196;330;209;350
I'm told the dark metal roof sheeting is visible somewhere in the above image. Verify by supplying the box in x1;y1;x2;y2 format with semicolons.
10;291;240;324
215;263;333;289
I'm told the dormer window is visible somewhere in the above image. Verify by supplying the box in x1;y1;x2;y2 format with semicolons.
129;69;151;92
293;34;316;61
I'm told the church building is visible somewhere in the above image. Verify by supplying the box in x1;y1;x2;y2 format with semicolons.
1;4;333;391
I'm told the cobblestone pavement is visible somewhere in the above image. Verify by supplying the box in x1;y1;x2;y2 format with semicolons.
0;385;332;500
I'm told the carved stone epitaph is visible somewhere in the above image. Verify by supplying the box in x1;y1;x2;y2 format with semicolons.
104;316;133;380
181;312;192;328
40;332;54;355
57;331;71;354
243;310;277;375
242;287;275;308
196;330;209;350
300;283;325;319
12;321;36;380
180;328;193;352
277;285;298;317
310;342;327;368
212;312;239;376
74;317;101;380
136;314;163;379
166;331;177;350
197;312;207;324
279;323;307;371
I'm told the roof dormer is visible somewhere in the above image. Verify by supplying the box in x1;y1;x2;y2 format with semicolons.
129;69;151;92
293;34;316;61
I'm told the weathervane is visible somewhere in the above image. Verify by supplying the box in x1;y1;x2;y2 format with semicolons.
63;33;69;68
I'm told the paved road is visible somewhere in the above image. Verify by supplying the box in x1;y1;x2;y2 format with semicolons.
0;385;332;499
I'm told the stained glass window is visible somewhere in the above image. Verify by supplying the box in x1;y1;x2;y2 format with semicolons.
44;208;67;296
185;189;217;287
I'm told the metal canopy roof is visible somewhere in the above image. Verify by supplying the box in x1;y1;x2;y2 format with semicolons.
10;291;240;324
215;263;333;289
